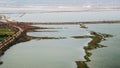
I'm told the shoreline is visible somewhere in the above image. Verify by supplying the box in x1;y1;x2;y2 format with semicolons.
0;23;24;57
0;20;119;65
0;20;120;51
22;20;120;25
0;22;33;59
0;20;118;56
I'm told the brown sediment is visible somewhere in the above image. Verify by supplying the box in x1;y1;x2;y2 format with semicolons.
0;21;68;65
74;31;113;68
28;25;56;30
0;21;68;58
0;22;32;57
71;32;113;39
0;21;116;66
1;20;120;25
27;25;62;32
29;36;66;40
76;61;89;68
71;23;114;68
0;21;69;58
71;35;93;39
26;20;120;25
0;22;25;64
0;24;21;56
29;30;58;32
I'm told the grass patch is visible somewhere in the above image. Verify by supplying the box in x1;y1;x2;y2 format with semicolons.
0;28;14;42
0;37;5;42
0;28;14;35
0;38;3;41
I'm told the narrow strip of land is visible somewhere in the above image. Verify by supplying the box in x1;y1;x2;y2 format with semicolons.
26;20;120;25
0;23;26;58
0;20;120;64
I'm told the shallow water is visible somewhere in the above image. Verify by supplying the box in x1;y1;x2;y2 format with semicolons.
0;24;120;68
86;24;120;68
1;10;120;68
1;10;120;22
0;24;90;68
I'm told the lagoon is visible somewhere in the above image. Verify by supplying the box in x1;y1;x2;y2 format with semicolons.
0;23;120;68
3;10;120;22
0;10;120;68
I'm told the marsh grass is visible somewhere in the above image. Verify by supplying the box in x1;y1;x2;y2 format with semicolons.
0;28;14;35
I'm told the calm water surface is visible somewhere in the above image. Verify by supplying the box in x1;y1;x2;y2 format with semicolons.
4;10;120;22
86;24;120;68
1;24;120;68
0;10;120;68
0;24;90;68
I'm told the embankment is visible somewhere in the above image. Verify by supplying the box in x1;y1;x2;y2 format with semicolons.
0;23;24;57
27;20;120;25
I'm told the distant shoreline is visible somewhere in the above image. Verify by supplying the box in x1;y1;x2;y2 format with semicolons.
0;20;120;56
25;20;120;25
0;21;119;65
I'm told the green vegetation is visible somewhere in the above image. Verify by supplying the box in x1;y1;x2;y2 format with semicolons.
0;28;14;35
0;28;14;42
0;38;4;42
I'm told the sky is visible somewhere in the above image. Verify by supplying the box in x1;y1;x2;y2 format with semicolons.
0;0;120;6
0;0;120;12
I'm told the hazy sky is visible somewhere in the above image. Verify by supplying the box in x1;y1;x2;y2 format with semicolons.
0;0;120;6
